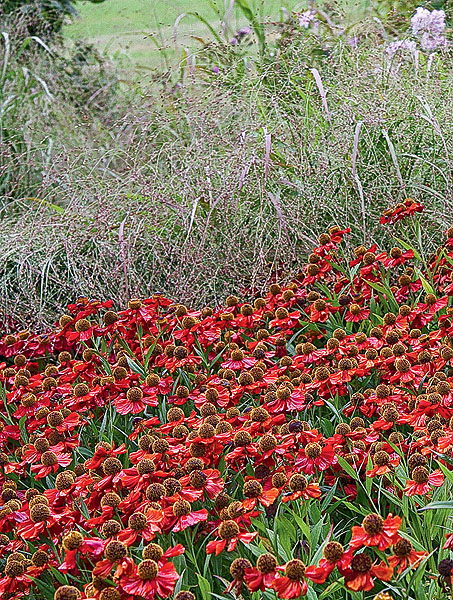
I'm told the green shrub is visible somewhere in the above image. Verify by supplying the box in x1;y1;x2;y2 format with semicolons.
1;0;106;38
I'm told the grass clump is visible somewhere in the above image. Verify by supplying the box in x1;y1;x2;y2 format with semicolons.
0;2;452;328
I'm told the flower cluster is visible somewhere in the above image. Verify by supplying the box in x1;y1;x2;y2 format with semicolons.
0;209;453;599
387;7;447;60
411;7;447;52
385;39;417;61
380;198;423;224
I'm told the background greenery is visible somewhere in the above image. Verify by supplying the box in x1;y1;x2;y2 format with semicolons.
65;0;290;66
2;0;106;38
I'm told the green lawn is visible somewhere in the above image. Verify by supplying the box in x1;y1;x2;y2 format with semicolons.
65;0;296;68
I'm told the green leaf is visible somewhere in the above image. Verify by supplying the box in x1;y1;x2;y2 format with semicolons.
337;456;359;481
90;349;112;376
306;586;319;600
419;501;453;511
49;566;69;585
196;573;211;600
27;576;57;597
235;0;266;57
365;454;373;495
364;278;399;311
18;415;29;443
416;270;435;295
173;570;186;595
310;516;325;553
392;236;422;261
184;12;223;44
322;399;341;420
291;512;311;541
324;259;352;280
321;480;338;511
126;355;147;378
318;579;344;598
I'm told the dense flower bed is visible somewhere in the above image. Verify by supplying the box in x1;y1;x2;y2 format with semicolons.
1;202;453;600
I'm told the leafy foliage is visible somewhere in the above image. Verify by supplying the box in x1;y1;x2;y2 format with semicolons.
1;0;106;38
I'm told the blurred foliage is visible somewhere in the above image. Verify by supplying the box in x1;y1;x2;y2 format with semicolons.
0;29;118;201
374;0;451;32
1;0;106;39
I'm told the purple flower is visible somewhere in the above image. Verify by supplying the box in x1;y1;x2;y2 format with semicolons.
411;7;445;37
298;9;316;29
230;26;252;45
386;39;417;59
237;27;252;36
420;32;447;51
348;35;359;49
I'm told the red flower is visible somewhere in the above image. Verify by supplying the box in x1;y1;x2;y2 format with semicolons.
178;468;225;500
244;554;278;592
59;537;104;572
404;468;444;496
119;558;180;598
163;499;208;534
272;560;308;598
206;521;258;555
221;354;256;370
29;447;72;479
114;388;158;415
344;304;370;322
118;508;164;545
366;452;400;477
84;442;126;470
380;198;423;225
0;567;37;598
281;474;321;503
375;249;414;268
388;538;428;574
241;481;279;510
350;513;401;551
305;543;352;584
296;442;336;474
341;553;393;592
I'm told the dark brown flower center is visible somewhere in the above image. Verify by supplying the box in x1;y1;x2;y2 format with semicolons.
412;466;429;484
362;513;384;535
289;474;308;492
104;541;127;562
230;558;252;579
257;553;277;573
351;553;372;573
323;541;344;563
137;559;158;580
128;512;147;531
305;443;322;459
143;543;164;561
284;559;306;580
393;538;412;557
219;520;240;540
243;480;263;498
373;451;390;466
173;500;191;517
